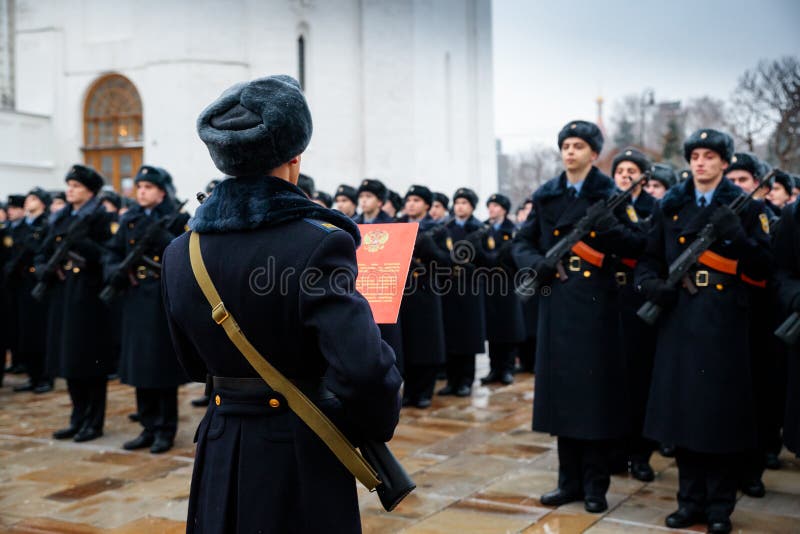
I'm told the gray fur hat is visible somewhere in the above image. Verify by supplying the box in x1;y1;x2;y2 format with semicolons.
197;75;312;177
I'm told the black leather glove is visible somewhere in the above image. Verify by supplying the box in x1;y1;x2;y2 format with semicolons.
586;202;618;233
533;256;559;284
639;278;678;308
709;205;745;241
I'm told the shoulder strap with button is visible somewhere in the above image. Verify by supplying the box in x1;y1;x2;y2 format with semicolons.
188;231;381;490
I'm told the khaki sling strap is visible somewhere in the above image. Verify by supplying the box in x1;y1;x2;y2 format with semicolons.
188;231;381;490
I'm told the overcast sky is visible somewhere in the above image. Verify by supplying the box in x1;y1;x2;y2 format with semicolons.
492;0;800;153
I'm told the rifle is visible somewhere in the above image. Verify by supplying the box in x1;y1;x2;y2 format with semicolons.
637;169;777;326
515;171;650;299
31;201;106;301
98;199;188;304
775;311;800;346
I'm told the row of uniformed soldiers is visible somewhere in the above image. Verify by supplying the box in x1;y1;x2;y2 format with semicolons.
0;165;188;453
286;175;539;410
511;119;800;534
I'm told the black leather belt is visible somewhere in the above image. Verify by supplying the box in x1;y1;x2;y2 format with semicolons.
212;376;335;401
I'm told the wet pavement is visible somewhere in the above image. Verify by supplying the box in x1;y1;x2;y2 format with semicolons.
1;358;798;533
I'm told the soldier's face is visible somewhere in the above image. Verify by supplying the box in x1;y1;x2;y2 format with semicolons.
767;183;791;209
65;180;93;206
6;206;24;221
645;181;667;200
518;203;532;222
429;201;447;220
24;195;45;215
726;169;759;195
614;161;643;192
403;196;428;218
561;138;597;172
690;149;728;184
136;181;166;209
487;202;505;220
50;198;66;213
453;198;473;219
382;203;397;218
358;192;382;214
335;197;356;216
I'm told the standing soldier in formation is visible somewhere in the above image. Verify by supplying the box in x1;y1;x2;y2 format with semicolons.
397;185;448;408
515;198;538;375
311;190;333;209
774;198;800;462
3;195;25;376
354;179;395;224
645;163;678;201
49;191;67;215
334;184;358;219
7;189;52;393
610;147;658;481
161;75;401;532
105;166;189;454
40;165;115;442
766;170;794;214
383;190;404;220
479;193;525;386
724;152;784;495
438;187;486;398
429;192;450;222
513;120;645;513
635;130;770;533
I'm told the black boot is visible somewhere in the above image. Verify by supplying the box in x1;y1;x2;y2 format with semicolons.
540;488;583;506
53;426;79;440
13;381;35;392
150;435;174;454
73;427;103;442
34;381;53;394
123;431;154;450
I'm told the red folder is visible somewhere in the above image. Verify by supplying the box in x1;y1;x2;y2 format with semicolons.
355;223;419;324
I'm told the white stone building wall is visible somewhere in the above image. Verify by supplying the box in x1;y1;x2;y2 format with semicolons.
1;0;495;217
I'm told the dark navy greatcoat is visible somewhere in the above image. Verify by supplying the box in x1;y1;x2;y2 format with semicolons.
513;167;646;440
5;214;49;358
104;200;190;389
440;215;487;354
36;198;115;379
162;176;402;534
635;177;771;453
772;202;800;455
616;191;657;439
480;218;525;343
631;189;657;222
397;214;448;367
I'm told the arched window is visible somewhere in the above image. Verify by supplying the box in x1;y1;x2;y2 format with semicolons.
82;74;143;194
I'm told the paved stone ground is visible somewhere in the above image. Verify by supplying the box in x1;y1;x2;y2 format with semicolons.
1;357;799;533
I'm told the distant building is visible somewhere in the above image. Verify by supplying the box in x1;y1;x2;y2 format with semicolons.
0;0;496;211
